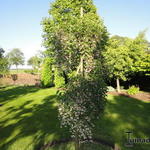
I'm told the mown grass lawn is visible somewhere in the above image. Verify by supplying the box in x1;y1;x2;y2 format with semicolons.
0;86;149;150
0;86;70;150
95;95;150;150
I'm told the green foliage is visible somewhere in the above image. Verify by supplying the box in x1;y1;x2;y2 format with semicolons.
41;58;53;87
129;31;150;75
7;48;24;69
42;0;108;73
103;36;132;81
0;57;9;74
54;68;65;88
0;48;9;74
132;49;150;76
42;0;108;146
27;55;42;71
58;76;107;141
127;85;140;95
103;32;150;91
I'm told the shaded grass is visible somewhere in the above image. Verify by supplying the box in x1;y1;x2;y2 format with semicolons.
0;86;149;150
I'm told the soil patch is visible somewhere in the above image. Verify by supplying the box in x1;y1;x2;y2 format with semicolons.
108;91;150;101
0;73;40;86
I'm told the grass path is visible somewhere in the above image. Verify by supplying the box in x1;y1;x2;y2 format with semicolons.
0;86;149;150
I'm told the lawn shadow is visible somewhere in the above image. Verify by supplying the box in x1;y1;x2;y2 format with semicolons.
0;86;40;104
0;94;70;150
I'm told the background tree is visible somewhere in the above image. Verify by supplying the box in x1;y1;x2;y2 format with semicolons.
27;55;42;72
103;31;149;92
129;31;150;75
41;58;53;87
0;47;9;74
7;48;24;70
103;36;132;92
0;47;5;58
42;0;108;149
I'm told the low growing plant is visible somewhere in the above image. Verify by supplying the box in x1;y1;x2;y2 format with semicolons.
107;86;115;92
127;85;140;95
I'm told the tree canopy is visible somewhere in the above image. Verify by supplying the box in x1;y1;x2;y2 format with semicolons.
7;48;24;69
103;31;150;92
42;0;108;74
28;56;42;71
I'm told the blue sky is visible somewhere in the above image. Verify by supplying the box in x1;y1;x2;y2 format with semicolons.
0;0;150;66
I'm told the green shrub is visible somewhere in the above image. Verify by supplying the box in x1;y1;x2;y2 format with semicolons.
127;85;140;95
41;58;53;87
107;86;115;92
54;68;65;88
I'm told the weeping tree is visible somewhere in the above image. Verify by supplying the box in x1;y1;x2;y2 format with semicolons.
42;0;108;149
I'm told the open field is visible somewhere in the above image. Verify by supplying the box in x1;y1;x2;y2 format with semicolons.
0;86;150;150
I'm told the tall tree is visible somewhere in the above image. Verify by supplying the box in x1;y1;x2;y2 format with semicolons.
103;36;132;92
42;0;108;74
7;48;24;70
42;0;108;148
129;31;150;75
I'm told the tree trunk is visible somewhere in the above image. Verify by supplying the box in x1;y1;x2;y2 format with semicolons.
75;138;80;150
80;7;83;17
80;56;84;77
116;78;121;93
16;65;18;72
76;55;84;76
